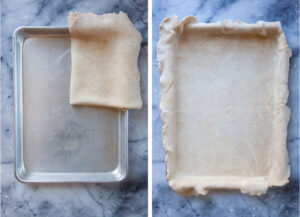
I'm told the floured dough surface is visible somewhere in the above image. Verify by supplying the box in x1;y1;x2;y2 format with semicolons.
158;17;291;196
68;12;142;109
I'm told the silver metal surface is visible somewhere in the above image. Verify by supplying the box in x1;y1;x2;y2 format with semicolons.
13;26;128;183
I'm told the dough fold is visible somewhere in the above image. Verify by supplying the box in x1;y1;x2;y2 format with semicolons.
68;12;142;109
158;17;291;196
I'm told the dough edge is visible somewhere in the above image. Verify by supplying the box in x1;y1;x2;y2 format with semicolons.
157;16;292;196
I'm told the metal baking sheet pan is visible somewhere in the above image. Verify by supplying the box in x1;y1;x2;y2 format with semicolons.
13;26;128;183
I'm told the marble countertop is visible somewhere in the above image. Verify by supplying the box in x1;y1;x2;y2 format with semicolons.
1;0;147;216
152;0;299;216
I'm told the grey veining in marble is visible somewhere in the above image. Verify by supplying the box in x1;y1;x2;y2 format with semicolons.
152;0;299;216
1;0;147;216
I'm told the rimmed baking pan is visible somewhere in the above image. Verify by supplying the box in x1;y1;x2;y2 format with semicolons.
13;26;128;183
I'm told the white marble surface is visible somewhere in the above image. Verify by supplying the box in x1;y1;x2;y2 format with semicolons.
152;0;299;216
1;0;147;216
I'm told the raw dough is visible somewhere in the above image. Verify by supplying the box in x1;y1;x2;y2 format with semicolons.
158;17;291;196
68;12;142;109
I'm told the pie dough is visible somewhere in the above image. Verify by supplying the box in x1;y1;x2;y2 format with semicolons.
68;12;142;109
158;16;291;196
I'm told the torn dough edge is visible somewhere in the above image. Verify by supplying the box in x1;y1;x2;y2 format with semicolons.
157;16;292;196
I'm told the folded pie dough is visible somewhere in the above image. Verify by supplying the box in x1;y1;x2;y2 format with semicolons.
158;17;291;196
68;12;142;109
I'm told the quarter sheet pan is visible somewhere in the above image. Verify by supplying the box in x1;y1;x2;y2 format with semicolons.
14;27;128;183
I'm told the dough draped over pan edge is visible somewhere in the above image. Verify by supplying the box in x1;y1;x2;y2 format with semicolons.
158;16;291;196
68;11;143;110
